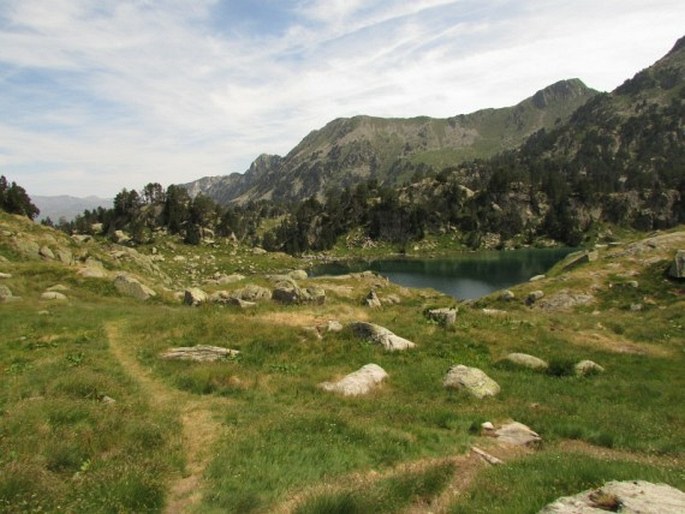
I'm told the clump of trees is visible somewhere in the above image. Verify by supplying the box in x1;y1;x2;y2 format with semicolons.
0;176;39;219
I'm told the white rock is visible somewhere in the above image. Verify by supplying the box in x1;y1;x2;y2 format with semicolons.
443;365;500;398
319;364;388;396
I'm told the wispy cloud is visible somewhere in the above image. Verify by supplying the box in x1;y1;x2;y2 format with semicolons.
0;0;683;196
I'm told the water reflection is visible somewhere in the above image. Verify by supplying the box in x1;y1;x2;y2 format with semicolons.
309;248;573;300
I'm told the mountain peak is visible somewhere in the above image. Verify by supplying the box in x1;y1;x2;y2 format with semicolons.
531;79;591;109
666;34;685;57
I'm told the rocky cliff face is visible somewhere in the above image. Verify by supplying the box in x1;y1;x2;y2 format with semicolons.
182;79;597;205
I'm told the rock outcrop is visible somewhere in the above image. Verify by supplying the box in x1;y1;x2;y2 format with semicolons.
184;287;208;306
443;365;500;398
272;284;326;305
319;364;388;396
669;249;685;278
349;322;416;351
539;480;685;513
427;307;458;326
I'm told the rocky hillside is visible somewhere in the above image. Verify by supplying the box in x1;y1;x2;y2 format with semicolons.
183;79;597;205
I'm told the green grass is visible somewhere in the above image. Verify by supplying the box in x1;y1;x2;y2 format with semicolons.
449;452;685;513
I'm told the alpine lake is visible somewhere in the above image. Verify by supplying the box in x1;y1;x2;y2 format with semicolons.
309;247;575;300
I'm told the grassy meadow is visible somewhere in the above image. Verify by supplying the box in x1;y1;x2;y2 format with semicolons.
0;213;683;513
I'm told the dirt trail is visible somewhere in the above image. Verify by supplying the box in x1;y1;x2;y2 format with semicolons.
105;322;228;514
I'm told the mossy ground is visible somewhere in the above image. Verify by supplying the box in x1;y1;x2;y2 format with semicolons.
0;213;683;513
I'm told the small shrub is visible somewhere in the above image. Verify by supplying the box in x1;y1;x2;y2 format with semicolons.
546;358;576;377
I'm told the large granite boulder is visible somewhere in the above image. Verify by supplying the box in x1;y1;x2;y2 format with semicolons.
232;285;272;302
349;322;416;351
183;287;208;306
669;249;685;279
114;274;156;301
539;480;685;513
272;284;325;305
443;365;500;398
319;364;388;396
503;353;548;370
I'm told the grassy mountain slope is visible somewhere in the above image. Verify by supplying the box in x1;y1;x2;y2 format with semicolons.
183;79;596;205
1;211;683;512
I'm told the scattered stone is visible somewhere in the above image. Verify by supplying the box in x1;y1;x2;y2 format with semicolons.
482;308;508;316
539;480;685;514
443;365;500;398
100;395;116;405
503;353;548;370
252;247;267;255
529;274;545;282
381;294;401;305
349;322;416;351
630;303;643;312
113;274;156;301
160;345;240;362
481;421;495;432
39;246;55;260
500;290;515;301
319;363;388;396
183;287;208;306
495;421;541;447
55;248;73;265
40;291;67;301
71;234;93;244
363;290;382;308
0;285;14;302
0;272;11;279
575;360;605;376
526;290;545;306
288;269;308;281
91;223;104;234
78;266;107;278
317;320;344;334
668;250;685;278
173;255;187;262
226;297;256;309
427;307;458;326
14;239;40;258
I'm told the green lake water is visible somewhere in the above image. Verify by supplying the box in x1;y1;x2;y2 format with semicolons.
309;248;574;300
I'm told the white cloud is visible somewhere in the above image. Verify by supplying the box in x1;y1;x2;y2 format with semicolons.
0;0;683;197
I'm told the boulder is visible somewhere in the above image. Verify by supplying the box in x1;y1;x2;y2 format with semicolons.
319;364;388;396
160;345;240;362
71;234;93;244
183;287;208;306
41;291;68;301
560;250;599;272
0;272;11;279
114;274;156;301
575;359;605;376
363;290;382;308
349;322;416;351
500;290;515;301
494;421;541;447
503;353;548;370
529;274;545;282
14;238;40;258
112;230;131;244
668;249;685;279
537;291;594;311
443;365;500;398
39;246;55;260
232;285;272;302
526;290;545;306
539;480;685;514
427;307;458;326
55;248;73;265
288;269;309;281
216;273;245;285
272;285;326;305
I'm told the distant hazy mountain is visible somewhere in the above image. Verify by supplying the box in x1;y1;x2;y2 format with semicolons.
183;78;598;204
33;195;112;222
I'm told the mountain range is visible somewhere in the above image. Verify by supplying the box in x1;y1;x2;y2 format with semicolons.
183;79;598;205
32;195;112;223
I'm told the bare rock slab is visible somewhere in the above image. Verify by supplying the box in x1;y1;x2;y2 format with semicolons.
539;480;685;514
495;421;541;447
443;365;500;398
319;364;388;396
349;322;416;351
160;345;240;362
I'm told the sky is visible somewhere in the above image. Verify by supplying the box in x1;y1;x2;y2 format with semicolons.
0;1;683;198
